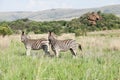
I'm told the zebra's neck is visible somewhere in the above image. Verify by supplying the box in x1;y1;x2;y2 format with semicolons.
22;38;29;45
50;38;57;45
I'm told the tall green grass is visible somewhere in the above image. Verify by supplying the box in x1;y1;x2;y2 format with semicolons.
0;36;120;80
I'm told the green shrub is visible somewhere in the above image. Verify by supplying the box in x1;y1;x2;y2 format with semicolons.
0;26;13;37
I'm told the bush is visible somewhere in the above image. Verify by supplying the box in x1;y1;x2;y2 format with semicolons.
0;26;13;37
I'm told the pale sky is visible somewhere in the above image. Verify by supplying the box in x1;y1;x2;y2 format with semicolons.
0;0;120;12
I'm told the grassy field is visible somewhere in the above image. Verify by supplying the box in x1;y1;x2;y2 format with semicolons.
0;30;120;80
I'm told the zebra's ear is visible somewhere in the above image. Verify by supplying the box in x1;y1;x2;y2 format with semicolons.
48;31;52;35
22;31;25;35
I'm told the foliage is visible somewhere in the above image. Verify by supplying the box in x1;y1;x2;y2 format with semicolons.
67;11;120;35
0;23;13;37
0;12;120;36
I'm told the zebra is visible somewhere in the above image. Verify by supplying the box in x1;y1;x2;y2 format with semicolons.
21;31;50;56
48;31;82;58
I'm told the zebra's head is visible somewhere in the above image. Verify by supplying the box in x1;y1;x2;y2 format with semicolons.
48;31;57;42
21;31;29;42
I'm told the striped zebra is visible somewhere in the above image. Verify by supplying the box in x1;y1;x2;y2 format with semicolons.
48;31;82;58
21;31;50;56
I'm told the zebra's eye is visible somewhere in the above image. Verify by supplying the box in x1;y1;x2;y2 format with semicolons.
48;39;51;42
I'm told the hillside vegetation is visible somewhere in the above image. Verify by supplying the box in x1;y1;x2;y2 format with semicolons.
0;11;120;36
0;4;120;21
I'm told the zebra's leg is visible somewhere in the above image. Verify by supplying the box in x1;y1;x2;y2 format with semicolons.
26;48;31;56
46;42;51;55
56;51;59;58
53;50;59;58
42;45;50;56
70;48;77;58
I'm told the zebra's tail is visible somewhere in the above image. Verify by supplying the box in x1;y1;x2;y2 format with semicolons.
78;44;82;51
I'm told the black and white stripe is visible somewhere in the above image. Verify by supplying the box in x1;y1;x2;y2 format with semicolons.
48;31;82;58
21;31;50;56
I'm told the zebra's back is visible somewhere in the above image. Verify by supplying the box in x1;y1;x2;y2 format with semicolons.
53;39;77;51
26;38;48;50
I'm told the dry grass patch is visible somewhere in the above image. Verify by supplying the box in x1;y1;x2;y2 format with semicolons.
109;39;120;51
0;36;10;49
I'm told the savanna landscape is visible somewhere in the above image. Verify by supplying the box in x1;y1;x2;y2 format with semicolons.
0;1;120;80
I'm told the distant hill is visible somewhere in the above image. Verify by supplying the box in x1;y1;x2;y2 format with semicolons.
0;4;120;21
